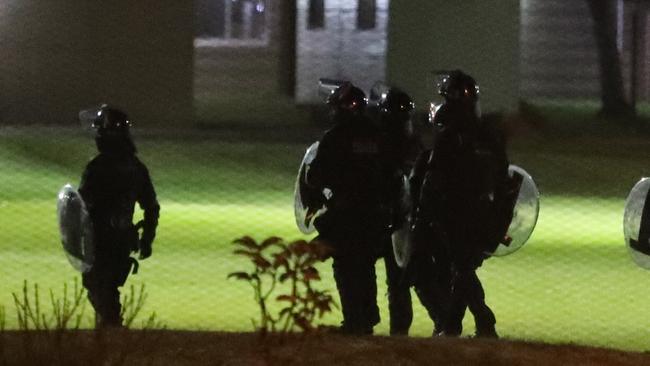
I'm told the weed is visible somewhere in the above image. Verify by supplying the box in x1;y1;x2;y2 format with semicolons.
50;278;86;330
12;280;49;330
120;283;148;328
11;278;87;331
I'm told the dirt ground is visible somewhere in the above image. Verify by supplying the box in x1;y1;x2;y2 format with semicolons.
1;330;650;366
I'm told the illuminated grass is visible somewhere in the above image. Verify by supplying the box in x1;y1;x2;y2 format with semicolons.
1;196;648;350
1;125;650;351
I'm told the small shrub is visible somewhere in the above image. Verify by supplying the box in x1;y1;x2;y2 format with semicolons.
228;236;337;335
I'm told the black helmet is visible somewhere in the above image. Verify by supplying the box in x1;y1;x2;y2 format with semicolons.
378;88;415;138
81;104;136;154
379;88;415;114
438;70;479;103
327;82;367;114
91;104;131;136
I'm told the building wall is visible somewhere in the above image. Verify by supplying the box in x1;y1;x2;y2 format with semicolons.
295;0;389;104
520;0;600;100
0;1;194;125
521;0;650;103
644;11;650;101
193;1;299;124
386;1;521;113
630;4;649;102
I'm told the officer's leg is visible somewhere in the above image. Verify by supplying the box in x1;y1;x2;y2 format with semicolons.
384;249;412;336
444;268;496;338
441;268;467;337
460;252;497;338
83;255;133;328
332;255;354;331
412;256;451;335
83;270;122;328
362;254;380;331
464;270;497;338
332;253;378;335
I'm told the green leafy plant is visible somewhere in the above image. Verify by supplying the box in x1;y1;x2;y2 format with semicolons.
228;236;337;335
228;237;283;334
274;239;336;332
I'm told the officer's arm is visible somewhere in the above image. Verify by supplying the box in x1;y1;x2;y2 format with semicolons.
492;128;511;197
409;150;431;205
306;131;341;190
410;157;447;258
78;161;97;215
137;164;160;259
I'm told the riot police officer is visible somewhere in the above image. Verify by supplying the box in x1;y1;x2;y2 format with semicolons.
410;70;510;338
79;104;160;328
376;88;446;336
307;83;392;335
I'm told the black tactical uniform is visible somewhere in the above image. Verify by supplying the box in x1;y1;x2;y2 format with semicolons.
377;88;446;335
307;83;392;335
79;105;160;328
411;71;510;338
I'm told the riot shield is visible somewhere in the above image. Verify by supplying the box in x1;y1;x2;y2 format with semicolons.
623;178;650;269
78;107;102;128
490;165;540;257
368;81;390;105
391;174;413;268
318;78;346;100
56;184;95;272
78;107;99;122
294;142;330;234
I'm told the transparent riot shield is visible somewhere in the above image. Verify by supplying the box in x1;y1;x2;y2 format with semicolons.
318;78;346;100
368;81;390;105
78;106;103;129
294;142;330;234
56;184;95;272
491;165;540;257
623;178;650;269
78;107;99;123
391;175;413;268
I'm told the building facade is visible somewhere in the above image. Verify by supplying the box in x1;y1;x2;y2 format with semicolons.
193;0;298;124
294;0;389;103
521;0;649;102
0;1;194;126
1;1;647;126
387;0;522;112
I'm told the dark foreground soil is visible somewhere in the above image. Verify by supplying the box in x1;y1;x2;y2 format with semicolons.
1;330;649;366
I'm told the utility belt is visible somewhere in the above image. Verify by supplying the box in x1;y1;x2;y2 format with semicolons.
326;201;391;222
315;204;391;244
95;217;143;275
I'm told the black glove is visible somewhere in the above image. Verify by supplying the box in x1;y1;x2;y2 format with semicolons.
139;242;152;260
139;231;155;260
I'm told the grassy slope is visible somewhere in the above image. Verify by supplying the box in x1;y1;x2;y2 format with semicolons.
1;107;650;351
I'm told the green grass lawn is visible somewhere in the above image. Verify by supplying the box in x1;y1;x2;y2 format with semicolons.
1;111;650;351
